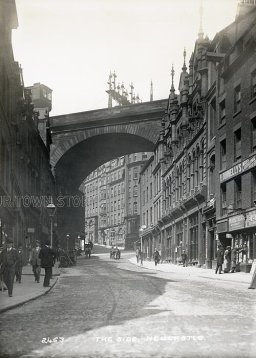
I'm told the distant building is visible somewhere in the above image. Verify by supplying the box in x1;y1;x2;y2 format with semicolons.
124;152;150;250
81;152;151;249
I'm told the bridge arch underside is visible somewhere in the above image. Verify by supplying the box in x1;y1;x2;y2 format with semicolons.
54;133;154;242
55;132;154;191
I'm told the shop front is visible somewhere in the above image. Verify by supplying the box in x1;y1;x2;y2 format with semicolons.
217;211;256;273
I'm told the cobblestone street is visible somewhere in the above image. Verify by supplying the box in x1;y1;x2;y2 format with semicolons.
0;251;255;358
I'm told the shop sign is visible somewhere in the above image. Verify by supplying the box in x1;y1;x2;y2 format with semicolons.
245;210;256;228
228;215;245;231
243;155;256;172
27;228;35;233
220;154;256;183
216;221;228;233
220;163;242;183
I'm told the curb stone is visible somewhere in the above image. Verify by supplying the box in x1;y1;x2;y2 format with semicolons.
0;277;59;314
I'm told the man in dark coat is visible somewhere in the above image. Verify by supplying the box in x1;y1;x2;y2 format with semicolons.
39;239;55;287
15;245;25;283
215;245;224;274
181;250;188;267
29;241;41;283
0;238;18;297
153;248;160;266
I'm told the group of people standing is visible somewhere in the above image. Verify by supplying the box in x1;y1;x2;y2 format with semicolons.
0;238;56;297
215;244;243;274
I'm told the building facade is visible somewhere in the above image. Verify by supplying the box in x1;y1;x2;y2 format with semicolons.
140;0;256;272
215;2;256;272
0;0;55;252
81;152;150;249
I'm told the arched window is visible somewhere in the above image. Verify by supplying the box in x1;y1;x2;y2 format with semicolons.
176;167;179;201
209;154;215;196
166;179;169;208
187;155;191;194
195;146;200;187
200;140;205;182
191;151;196;189
133;185;138;197
181;162;185;198
133;202;138;214
169;175;172;206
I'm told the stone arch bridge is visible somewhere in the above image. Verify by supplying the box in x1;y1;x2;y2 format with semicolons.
50;99;167;190
49;99;167;241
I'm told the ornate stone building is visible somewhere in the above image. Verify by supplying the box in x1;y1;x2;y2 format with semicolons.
140;0;256;272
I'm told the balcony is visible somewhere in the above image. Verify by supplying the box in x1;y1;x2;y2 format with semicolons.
183;184;207;209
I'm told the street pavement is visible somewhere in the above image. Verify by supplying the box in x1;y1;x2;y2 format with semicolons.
0;248;255;358
128;256;253;285
0;263;60;313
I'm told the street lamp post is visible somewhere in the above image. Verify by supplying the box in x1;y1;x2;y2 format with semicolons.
66;234;70;252
46;201;56;247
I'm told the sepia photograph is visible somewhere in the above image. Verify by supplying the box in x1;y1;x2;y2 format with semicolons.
0;0;256;357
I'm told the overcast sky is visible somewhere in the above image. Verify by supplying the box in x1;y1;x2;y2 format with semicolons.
13;0;238;116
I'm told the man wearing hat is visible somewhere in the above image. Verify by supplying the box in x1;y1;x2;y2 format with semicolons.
15;245;25;283
39;239;55;287
215;244;224;274
29;241;41;283
0;238;18;297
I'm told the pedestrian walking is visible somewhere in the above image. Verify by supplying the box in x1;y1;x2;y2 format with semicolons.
0;238;18;297
215;245;224;274
15;245;25;283
139;249;143;266
153;248;160;266
223;246;231;273
0;246;8;292
230;246;238;273
135;248;140;264
39;239;55;287
181;250;187;267
88;240;93;250
55;246;60;262
29;241;41;283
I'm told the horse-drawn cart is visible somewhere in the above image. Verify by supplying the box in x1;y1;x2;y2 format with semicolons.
110;247;121;260
84;244;92;258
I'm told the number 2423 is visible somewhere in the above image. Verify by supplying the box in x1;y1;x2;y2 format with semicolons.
42;337;64;344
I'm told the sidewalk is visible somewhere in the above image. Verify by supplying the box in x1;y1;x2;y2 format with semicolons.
0;263;60;314
129;257;253;285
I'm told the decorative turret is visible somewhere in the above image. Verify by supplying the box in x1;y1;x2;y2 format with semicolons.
107;71;112;108
179;48;189;97
106;71;141;107
170;65;175;99
150;80;153;102
168;65;178;125
179;50;189;133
